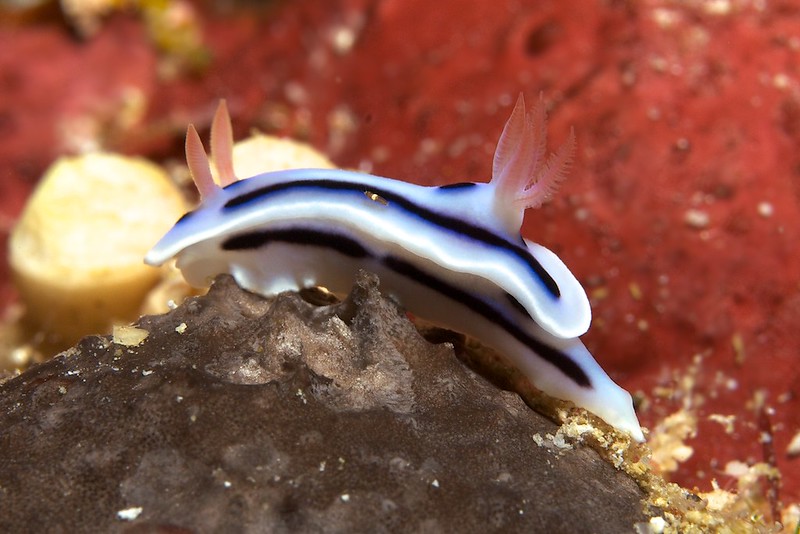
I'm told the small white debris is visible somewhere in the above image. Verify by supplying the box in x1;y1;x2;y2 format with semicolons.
773;73;790;89
724;460;750;478
340;494;350;502
702;480;737;512
496;472;512;483
649;515;667;533
708;414;736;434
175;322;188;334
431;479;440;488
684;209;710;229
112;325;149;347
704;0;731;16
787;430;800;457
674;137;690;151
551;432;573;450
58;386;67;395
757;201;774;218
223;481;232;488
141;370;154;376
331;26;356;54
117;506;143;521
652;8;679;29
284;81;307;105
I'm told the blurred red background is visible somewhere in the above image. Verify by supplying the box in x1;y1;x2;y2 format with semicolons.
1;0;798;509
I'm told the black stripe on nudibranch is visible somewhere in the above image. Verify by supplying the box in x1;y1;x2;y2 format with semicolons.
437;182;477;190
505;293;531;319
219;225;588;388
222;228;370;258
383;256;592;388
223;179;561;298
174;210;196;226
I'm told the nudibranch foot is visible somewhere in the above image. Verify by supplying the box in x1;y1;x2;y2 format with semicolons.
145;97;644;443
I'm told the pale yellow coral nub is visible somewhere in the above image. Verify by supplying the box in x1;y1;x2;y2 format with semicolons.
9;152;186;347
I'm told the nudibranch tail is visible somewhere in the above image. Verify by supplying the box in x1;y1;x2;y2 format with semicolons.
185;124;218;200
210;99;237;188
490;94;575;218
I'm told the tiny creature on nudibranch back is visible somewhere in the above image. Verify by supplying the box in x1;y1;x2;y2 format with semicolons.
145;96;644;442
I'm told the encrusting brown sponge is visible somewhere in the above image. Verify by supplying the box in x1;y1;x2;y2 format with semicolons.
0;272;646;532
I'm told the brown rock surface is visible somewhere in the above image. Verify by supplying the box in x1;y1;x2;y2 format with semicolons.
0;273;645;532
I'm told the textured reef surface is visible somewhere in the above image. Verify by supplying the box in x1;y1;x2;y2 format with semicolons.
0;273;645;532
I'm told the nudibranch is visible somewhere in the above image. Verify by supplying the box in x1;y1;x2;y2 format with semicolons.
145;97;644;442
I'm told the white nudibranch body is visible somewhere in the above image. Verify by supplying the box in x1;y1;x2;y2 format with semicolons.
145;97;644;442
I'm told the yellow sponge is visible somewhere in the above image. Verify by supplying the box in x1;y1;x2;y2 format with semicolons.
9;152;186;348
